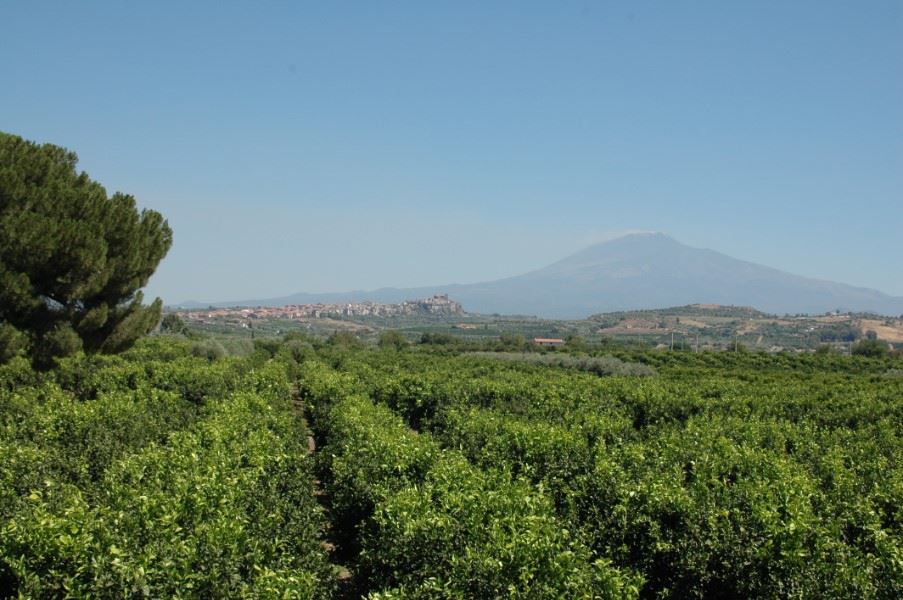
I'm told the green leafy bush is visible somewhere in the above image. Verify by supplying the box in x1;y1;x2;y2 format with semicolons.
302;361;641;599
0;340;332;598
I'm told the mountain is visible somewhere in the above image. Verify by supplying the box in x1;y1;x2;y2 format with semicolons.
176;233;903;318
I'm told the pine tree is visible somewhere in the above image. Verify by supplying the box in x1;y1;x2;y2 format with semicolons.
0;132;172;368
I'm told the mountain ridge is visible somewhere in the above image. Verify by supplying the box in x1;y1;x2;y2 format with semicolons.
172;233;903;318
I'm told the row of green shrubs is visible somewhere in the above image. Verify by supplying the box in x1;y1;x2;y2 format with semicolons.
350;350;903;434
0;339;332;598
434;406;901;599
606;344;901;377
299;361;643;599
341;349;903;599
465;351;657;377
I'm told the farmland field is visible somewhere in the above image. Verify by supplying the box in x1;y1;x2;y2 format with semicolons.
2;337;901;598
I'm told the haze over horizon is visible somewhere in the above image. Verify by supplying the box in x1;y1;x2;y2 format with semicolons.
2;1;901;302
173;231;903;305
176;232;903;318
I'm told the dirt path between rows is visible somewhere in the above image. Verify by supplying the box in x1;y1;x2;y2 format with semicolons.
290;385;355;597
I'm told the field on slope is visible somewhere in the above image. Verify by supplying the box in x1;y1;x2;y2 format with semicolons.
2;336;901;598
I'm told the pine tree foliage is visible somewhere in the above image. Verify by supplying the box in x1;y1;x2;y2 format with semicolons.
0;132;172;367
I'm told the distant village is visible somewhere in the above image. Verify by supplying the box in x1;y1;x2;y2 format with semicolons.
176;294;464;324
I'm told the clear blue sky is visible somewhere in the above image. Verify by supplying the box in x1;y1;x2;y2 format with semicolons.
2;1;901;303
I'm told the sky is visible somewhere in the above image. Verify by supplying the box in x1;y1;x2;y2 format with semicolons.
2;1;901;303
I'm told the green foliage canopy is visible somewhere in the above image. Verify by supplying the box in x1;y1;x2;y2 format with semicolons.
377;329;408;351
852;337;890;358
0;132;172;367
160;313;188;335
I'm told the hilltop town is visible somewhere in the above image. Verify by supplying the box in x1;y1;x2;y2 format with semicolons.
176;294;464;326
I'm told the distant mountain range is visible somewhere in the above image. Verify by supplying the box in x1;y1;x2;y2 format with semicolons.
174;233;903;318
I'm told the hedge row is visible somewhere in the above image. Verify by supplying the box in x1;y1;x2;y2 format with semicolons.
340;350;903;599
1;344;332;598
299;361;642;599
434;406;901;598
